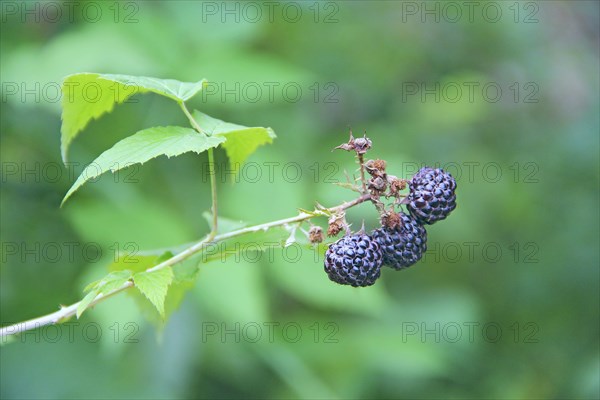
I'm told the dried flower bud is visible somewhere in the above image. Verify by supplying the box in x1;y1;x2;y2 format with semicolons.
365;159;376;174
368;176;387;192
381;211;401;229
308;226;324;244
353;136;372;154
333;131;372;154
365;159;387;177
372;159;386;171
388;177;407;196
327;223;342;237
327;215;345;237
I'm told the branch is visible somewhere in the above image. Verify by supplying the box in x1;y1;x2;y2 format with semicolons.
0;194;371;338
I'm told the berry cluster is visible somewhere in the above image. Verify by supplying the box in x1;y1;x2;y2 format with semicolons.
322;134;457;287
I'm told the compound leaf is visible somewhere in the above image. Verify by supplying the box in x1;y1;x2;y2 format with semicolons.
60;73;207;162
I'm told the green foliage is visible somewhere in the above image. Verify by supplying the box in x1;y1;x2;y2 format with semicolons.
60;74;276;205
193;110;276;174
56;72;282;323
77;270;133;318
61;126;225;204
132;268;174;318
55;70;287;320
149;258;200;325
97;74;207;102
60;73;207;161
60;73;135;162
100;252;199;322
83;270;133;293
57;70;281;322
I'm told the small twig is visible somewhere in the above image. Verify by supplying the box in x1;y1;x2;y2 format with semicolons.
333;182;361;193
357;153;367;193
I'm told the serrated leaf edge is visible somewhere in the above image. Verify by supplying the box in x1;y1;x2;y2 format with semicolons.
132;269;174;318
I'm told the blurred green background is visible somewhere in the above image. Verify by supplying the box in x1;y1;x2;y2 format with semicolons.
1;1;599;399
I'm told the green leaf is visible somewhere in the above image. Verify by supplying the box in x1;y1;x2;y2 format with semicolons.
61;73;137;162
78;270;133;318
83;270;133;293
105;250;196;325
97;270;133;294
192;110;276;175
133;268;174;318
100;74;207;102
76;289;99;319
60;73;207;162
62;126;225;205
154;258;200;324
129;257;200;327
83;278;103;294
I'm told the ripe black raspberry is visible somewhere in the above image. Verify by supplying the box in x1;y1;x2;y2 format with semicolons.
407;167;457;224
324;233;383;287
373;212;427;270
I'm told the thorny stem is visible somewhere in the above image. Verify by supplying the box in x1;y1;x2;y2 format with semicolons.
178;101;218;238
357;153;367;193
371;196;387;215
0;194;371;338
